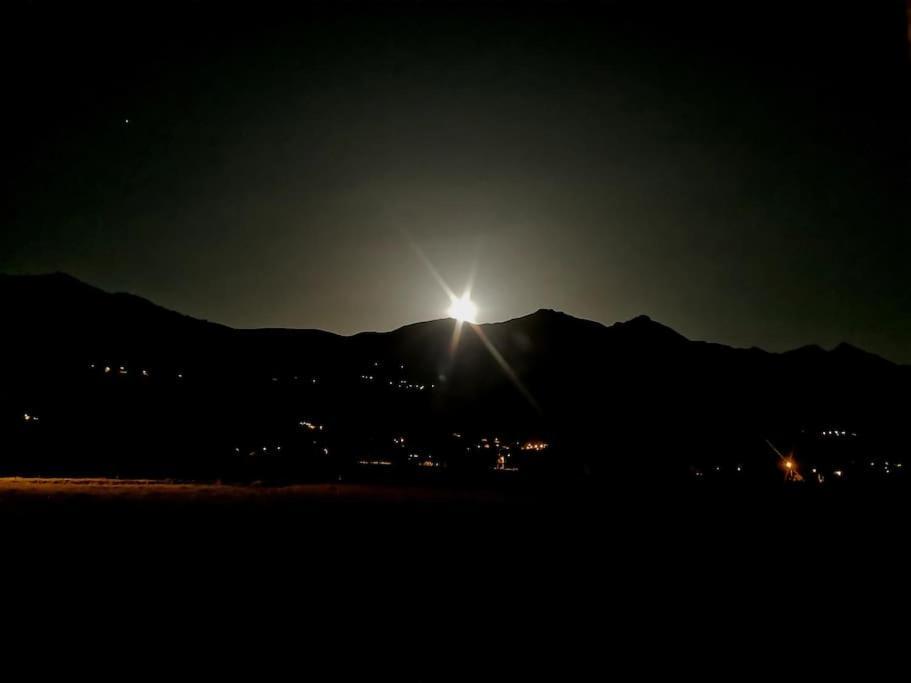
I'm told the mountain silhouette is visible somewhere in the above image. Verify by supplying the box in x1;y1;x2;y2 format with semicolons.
1;272;908;481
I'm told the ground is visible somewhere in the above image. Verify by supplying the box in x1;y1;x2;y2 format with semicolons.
0;476;508;505
0;474;901;662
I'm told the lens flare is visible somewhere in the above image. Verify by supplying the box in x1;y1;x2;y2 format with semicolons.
447;295;478;323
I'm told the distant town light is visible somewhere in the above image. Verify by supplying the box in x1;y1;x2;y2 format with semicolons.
358;459;392;467
522;440;549;451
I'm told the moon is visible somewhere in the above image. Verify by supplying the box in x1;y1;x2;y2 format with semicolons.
447;295;478;323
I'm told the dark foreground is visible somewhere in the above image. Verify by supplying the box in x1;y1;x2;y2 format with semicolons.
2;476;904;673
3;476;906;559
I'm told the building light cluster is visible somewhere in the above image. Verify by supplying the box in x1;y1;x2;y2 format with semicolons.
521;441;549;452
90;361;165;381
418;458;441;468
460;434;549;472
819;429;856;438
362;360;433;393
234;443;283;457
691;464;745;478
267;375;320;385
494;452;518;472
400;451;441;468
387;379;427;392
867;459;903;475
351;432;551;473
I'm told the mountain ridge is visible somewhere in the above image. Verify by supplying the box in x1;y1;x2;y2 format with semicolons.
1;272;897;365
2;271;909;482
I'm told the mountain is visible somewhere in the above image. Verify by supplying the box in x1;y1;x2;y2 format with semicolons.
1;272;227;359
1;272;908;480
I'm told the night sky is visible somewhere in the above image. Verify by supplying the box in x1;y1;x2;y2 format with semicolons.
5;1;911;361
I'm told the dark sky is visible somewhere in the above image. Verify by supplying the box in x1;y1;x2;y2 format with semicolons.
5;1;911;361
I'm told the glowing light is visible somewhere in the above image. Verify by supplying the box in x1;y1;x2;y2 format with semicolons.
447;295;478;323
410;239;538;410
522;441;549;451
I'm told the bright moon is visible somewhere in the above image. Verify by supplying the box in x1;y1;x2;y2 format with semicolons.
447;295;478;323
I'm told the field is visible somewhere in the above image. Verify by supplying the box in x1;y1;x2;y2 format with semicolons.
0;476;509;505
1;474;903;650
